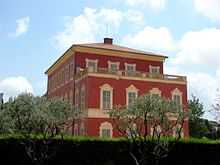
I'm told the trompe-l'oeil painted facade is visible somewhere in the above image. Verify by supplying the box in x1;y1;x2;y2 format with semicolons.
45;38;188;138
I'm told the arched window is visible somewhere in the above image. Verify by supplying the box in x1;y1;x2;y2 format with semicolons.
173;124;184;138
75;88;79;109
150;125;162;136
80;85;86;110
80;123;85;136
99;122;113;138
171;88;182;105
74;124;78;136
126;85;138;106
149;88;161;97
100;84;113;110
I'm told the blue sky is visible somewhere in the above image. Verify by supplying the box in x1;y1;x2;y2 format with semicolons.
0;0;220;118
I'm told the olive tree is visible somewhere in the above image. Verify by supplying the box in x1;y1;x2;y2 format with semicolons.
110;94;186;165
0;93;79;165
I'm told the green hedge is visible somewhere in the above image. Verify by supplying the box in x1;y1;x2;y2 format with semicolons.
0;135;219;165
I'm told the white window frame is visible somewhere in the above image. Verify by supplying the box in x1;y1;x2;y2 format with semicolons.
99;122;113;138
74;123;78;136
149;65;160;74
125;63;136;72
80;123;85;136
149;88;162;96
126;123;137;137
108;61;120;71
80;85;86;110
126;85;138;106
86;58;98;72
100;84;113;110
75;88;79;109
150;125;162;136
173;124;184;138
171;88;183;105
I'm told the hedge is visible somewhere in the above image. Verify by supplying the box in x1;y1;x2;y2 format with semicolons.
0;135;219;165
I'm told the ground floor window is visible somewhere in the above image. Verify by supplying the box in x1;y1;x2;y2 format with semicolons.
99;122;113;138
74;124;78;136
101;128;111;137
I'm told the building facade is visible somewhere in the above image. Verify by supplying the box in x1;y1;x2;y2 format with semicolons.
45;38;188;138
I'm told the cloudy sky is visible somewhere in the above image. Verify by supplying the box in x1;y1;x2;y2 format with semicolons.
0;0;220;118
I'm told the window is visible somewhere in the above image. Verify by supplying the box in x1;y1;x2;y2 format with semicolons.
101;129;111;137
80;123;85;136
80;85;86;110
126;123;137;138
108;61;119;72
103;90;111;110
74;124;78;136
100;84;113;110
126;85;138;107
173;124;184;138
99;122;113;138
125;63;136;76
171;88;182;105
150;125;162;136
125;63;136;72
128;92;137;106
149;65;160;74
75;88;79;109
173;94;181;105
149;88;161;97
86;59;98;72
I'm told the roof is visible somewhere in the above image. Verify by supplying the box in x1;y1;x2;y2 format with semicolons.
45;40;168;75
74;43;167;58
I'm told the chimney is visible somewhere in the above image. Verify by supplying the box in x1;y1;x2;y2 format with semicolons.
104;38;113;44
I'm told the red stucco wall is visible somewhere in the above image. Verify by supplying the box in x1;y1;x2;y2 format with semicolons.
46;51;188;138
86;76;187;108
75;52;164;74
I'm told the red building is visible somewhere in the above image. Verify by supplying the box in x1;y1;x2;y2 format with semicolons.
45;38;188;138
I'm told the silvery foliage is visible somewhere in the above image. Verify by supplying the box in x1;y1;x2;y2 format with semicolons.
110;94;186;165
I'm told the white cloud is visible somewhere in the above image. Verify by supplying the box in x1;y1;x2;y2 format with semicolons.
79;23;219;115
126;10;145;26
10;16;30;37
187;72;220;120
54;8;124;50
54;8;144;51
122;26;176;53
173;28;220;68
0;76;33;101
187;72;219;105
164;28;220;119
124;0;167;10
194;0;220;21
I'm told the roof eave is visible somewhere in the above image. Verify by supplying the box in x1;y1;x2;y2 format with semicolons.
75;45;168;59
